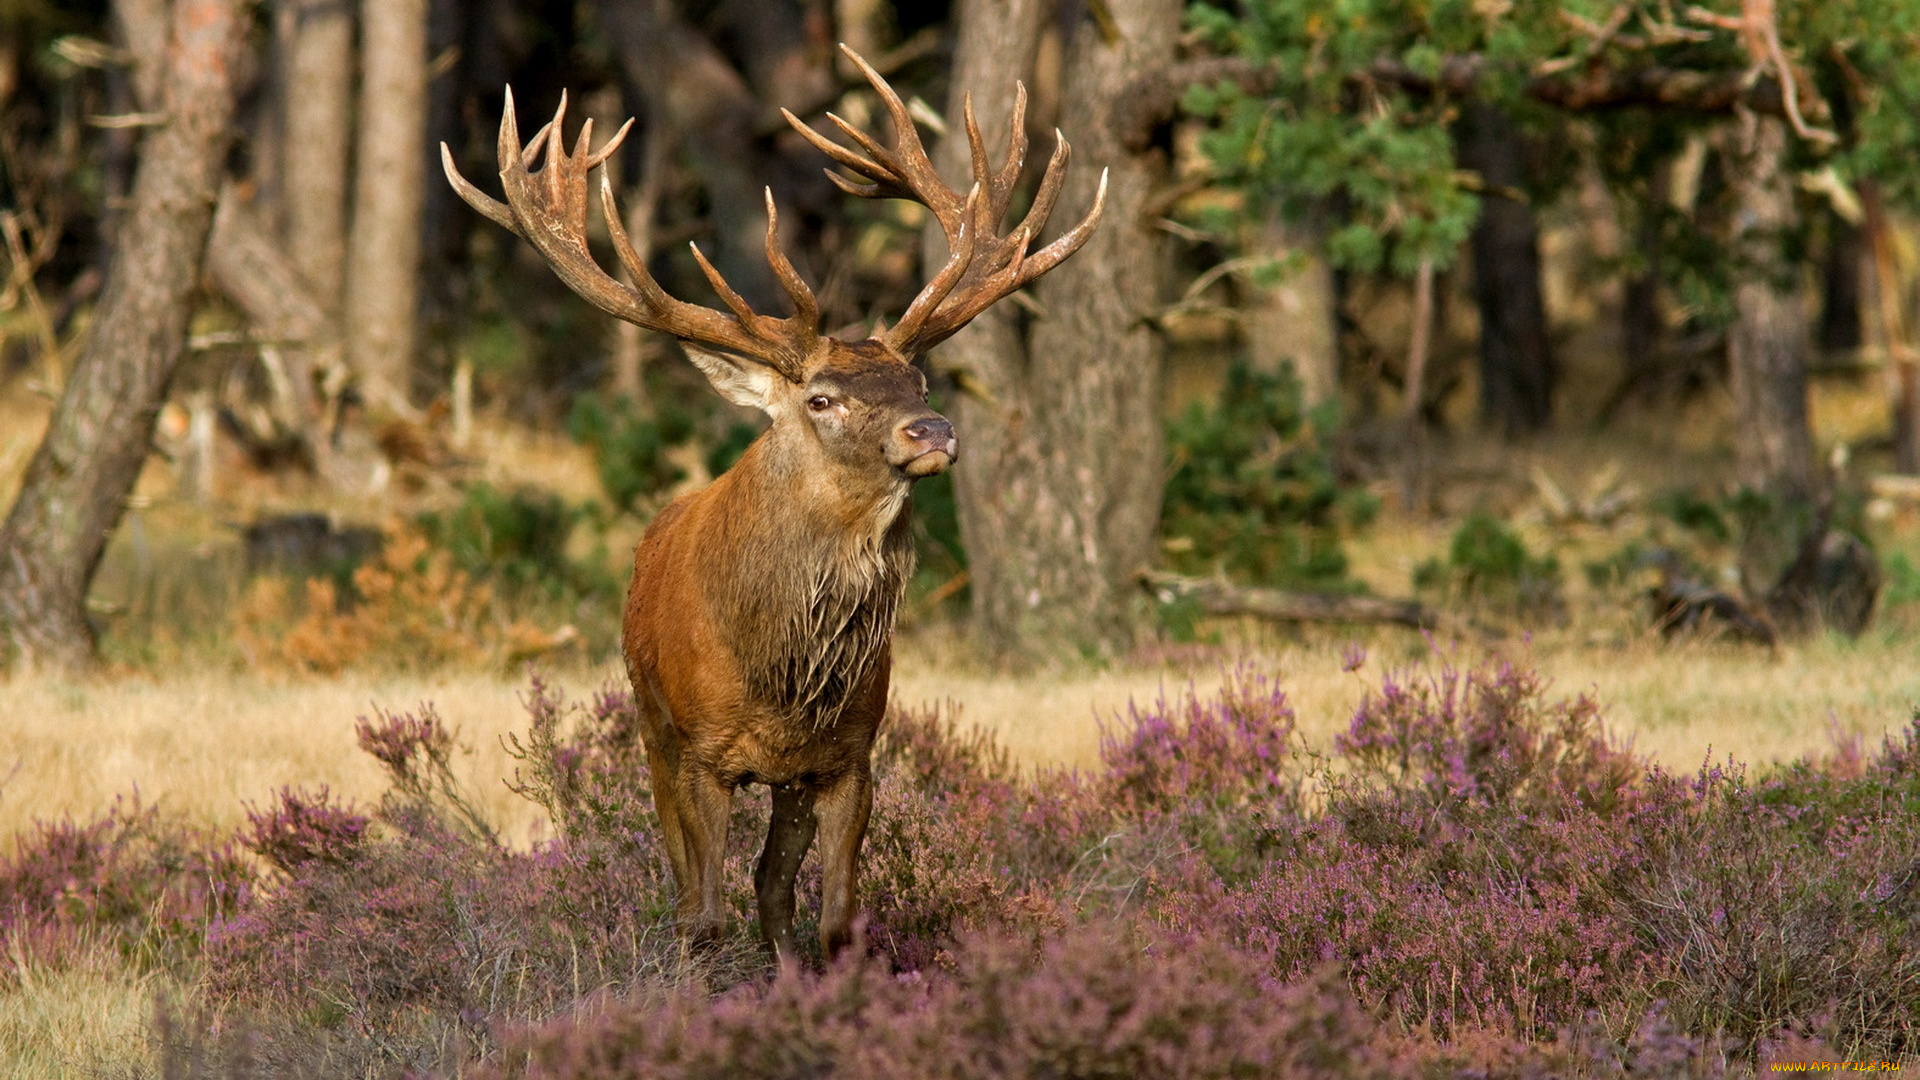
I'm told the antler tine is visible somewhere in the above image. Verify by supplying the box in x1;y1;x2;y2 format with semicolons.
1008;131;1073;253
1012;167;1107;284
962;85;1029;229
442;141;520;236
896;166;1108;356
839;44;935;179
763;189;821;335
781;45;1107;358
995;84;1030;205
784;46;968;236
586;118;634;170
446;88;818;379
885;185;981;349
688;241;763;326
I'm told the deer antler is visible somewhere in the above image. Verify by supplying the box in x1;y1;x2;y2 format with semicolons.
783;44;1108;358
442;90;819;381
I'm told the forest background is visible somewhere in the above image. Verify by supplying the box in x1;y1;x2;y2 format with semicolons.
3;0;1920;1075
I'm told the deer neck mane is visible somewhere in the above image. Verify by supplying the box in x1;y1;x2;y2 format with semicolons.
704;437;915;727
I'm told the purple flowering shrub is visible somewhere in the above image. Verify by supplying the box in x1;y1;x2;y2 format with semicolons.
480;924;1777;1080
11;660;1914;1076
0;795;251;977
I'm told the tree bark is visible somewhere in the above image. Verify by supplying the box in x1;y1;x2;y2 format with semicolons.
590;0;787;311
276;0;353;315
1860;183;1919;473
1243;214;1339;407
1456;102;1554;436
1723;114;1816;504
0;0;247;674
1818;214;1865;353
345;0;427;410
206;183;339;473
935;0;1178;664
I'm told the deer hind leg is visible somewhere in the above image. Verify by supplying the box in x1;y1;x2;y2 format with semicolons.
671;767;735;948
755;783;819;973
640;743;693;898
813;766;873;960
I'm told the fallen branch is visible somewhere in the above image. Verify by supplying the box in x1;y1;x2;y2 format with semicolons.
1139;570;1477;636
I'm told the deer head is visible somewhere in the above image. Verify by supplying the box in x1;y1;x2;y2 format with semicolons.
442;46;1104;518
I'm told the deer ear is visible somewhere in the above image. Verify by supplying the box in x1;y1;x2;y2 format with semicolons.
681;345;785;413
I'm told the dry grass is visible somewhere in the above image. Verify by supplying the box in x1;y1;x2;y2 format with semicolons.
0;669;560;847
4;631;1913;851
0;941;175;1080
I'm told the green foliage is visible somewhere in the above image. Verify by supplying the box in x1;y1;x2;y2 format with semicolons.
1416;512;1562;618
1883;551;1920;610
1185;0;1920;289
1652;490;1733;543
1161;361;1372;591
418;483;615;601
565;393;694;513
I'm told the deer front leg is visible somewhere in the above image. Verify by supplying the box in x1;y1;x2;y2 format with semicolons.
812;766;872;959
755;783;819;973
673;767;736;948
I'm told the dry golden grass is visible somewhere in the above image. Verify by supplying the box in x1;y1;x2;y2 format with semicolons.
0;942;174;1080
5;629;1914;851
0;668;559;846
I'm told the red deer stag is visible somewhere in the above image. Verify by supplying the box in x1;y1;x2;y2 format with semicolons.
443;46;1104;968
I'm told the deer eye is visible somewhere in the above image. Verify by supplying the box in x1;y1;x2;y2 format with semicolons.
807;395;834;412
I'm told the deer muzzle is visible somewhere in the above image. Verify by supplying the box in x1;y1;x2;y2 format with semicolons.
897;416;957;478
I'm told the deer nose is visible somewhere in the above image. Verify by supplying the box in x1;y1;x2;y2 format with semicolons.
902;416;957;461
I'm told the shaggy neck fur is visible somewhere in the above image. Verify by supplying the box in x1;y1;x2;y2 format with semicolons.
703;436;916;729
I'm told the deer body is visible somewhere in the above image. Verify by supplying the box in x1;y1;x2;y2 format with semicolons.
445;46;1102;967
622;363;924;958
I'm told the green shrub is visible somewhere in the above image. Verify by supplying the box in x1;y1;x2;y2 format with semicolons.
416;484;619;630
1160;361;1372;590
1415;513;1562;620
565;393;695;513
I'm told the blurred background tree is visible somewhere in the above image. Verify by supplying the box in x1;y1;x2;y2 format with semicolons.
2;0;1918;672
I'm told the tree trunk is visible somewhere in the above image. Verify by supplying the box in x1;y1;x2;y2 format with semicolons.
1723;114;1816;504
0;0;246;674
1456;102;1554;437
1818;214;1865;353
1861;182;1919;473
206;183;340;475
1243;214;1339;407
591;0;786;311
345;0;427;410
936;0;1178;664
276;0;353;315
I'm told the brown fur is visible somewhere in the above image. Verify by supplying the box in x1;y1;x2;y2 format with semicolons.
622;342;948;968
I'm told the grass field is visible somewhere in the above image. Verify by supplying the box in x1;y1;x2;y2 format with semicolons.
5;375;1920;1076
5;630;1914;848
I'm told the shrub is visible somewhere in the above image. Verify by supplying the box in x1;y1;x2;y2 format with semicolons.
203;686;700;1070
1335;659;1636;818
239;787;370;875
1415;513;1563;621
480;927;1406;1080
1160;361;1370;593
231;524;500;673
151;662;1920;1074
566;392;758;514
566;392;693;513
0;797;252;978
418;482;616;601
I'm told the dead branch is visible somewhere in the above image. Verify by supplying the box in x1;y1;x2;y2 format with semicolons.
1139;569;1479;636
